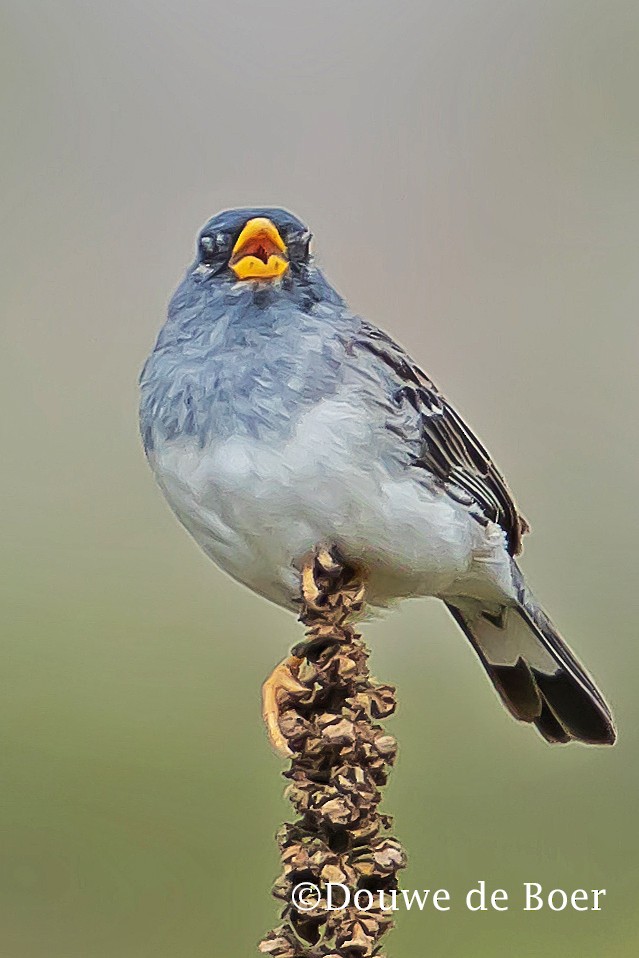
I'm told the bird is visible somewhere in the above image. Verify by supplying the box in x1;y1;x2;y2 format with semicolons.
139;206;615;753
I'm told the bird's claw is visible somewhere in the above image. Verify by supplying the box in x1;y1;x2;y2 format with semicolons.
261;655;307;757
263;547;362;756
301;545;343;611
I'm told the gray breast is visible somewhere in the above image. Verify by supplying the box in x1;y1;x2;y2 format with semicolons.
139;280;353;452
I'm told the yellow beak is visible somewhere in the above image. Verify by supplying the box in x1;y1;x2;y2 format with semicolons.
229;217;289;280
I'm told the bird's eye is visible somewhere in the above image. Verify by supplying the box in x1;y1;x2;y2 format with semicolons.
288;230;312;264
199;235;218;264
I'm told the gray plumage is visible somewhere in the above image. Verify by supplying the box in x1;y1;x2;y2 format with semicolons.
140;206;615;747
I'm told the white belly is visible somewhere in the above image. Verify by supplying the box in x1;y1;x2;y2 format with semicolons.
147;398;514;610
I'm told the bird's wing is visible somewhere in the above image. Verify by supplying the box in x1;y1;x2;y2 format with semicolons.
351;322;529;555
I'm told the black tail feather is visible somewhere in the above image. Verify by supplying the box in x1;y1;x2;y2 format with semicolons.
491;659;540;723
446;572;615;746
535;702;571;744
533;669;615;744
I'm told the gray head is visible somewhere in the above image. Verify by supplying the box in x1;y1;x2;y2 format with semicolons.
186;207;343;308
140;207;350;450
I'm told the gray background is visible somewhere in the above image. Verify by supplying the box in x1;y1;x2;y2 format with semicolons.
2;1;638;955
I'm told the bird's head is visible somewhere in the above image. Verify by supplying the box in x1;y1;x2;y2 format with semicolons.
193;207;314;287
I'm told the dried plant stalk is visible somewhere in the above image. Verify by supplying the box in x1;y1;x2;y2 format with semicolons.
259;550;406;958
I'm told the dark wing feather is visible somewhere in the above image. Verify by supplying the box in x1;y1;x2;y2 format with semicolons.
353;322;528;555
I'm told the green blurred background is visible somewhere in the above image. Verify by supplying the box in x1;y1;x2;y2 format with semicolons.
2;1;638;955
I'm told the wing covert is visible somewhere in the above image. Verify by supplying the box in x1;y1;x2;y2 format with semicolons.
352;322;528;555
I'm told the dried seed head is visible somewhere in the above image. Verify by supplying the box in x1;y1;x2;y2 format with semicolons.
260;553;405;958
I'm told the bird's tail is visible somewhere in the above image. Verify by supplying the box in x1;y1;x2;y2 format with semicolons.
446;564;615;745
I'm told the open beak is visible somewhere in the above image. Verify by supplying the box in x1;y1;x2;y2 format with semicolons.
229;217;289;281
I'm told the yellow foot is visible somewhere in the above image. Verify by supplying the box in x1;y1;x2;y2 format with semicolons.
261;654;306;757
262;547;364;757
301;546;343;611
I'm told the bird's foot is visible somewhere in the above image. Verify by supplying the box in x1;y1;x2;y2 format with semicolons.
262;547;366;757
261;654;307;757
299;545;366;629
300;546;343;611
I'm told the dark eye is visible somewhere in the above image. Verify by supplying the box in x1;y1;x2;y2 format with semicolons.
198;235;217;264
198;232;230;266
288;230;312;264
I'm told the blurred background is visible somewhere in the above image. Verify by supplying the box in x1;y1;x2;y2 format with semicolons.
2;1;638;955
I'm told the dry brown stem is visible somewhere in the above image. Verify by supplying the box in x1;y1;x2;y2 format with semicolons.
259;549;406;958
